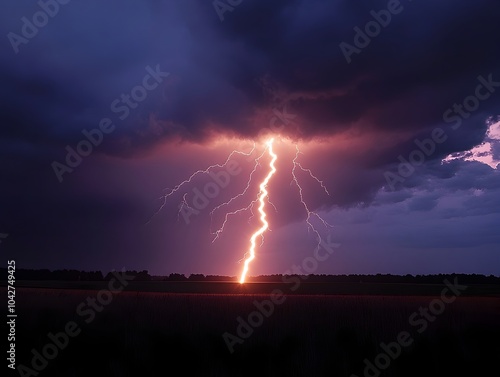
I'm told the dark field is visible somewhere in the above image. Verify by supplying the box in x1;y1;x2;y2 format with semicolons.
11;280;500;296
5;283;500;377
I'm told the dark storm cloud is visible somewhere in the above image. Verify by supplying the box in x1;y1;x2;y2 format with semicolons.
208;0;500;133
2;0;500;153
1;0;498;181
407;195;439;212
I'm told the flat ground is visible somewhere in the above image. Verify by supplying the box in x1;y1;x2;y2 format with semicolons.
4;284;500;376
10;280;500;295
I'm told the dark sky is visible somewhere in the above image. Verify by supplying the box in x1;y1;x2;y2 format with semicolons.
1;0;499;276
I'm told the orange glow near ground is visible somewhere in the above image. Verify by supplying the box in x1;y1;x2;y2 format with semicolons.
239;138;277;284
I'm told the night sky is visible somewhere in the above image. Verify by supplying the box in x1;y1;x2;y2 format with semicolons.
1;0;499;276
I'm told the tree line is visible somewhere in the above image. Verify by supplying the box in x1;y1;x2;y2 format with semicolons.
0;268;152;281
1;269;499;284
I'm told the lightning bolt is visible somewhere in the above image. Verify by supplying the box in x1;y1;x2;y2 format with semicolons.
151;137;333;284
177;193;196;221
210;146;268;242
291;145;333;250
211;199;257;243
239;138;277;284
146;143;256;224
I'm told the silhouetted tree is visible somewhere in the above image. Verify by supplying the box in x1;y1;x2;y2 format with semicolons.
166;273;187;281
136;270;152;281
188;274;205;281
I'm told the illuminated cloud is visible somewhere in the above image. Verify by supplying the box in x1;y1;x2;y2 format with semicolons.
442;120;500;169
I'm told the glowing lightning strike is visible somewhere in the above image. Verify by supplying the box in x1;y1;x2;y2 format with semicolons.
146;143;256;224
239;138;277;284
291;144;333;251
151;137;333;285
210;146;268;242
